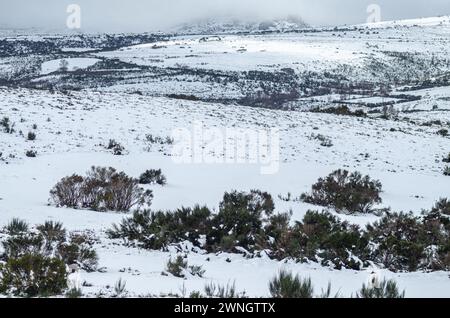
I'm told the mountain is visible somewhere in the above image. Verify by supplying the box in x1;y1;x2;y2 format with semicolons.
174;15;309;35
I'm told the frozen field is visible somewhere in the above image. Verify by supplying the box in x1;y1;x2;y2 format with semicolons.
0;16;450;298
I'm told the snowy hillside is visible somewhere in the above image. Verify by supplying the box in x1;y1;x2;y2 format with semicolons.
0;16;449;298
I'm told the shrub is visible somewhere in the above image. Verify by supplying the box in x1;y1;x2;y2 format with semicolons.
269;270;314;298
300;169;383;214
114;278;127;297
37;221;66;245
207;190;275;252
166;255;188;278
25;150;37;158
366;212;429;272
310;105;366;117
1;117;15;134
1;220;98;273
188;265;206;278
27;131;36;141
65;288;83;298
266;210;368;270
437;129;448;137
0;253;67;297
50;166;153;212
139;169;167;185
145;134;174;145
421;199;450;270
106;139;125;156
444;166;450;176
443;153;450;163
204;282;243;298
107;205;212;250
57;233;99;272
4;218;29;236
357;279;405;298
310;133;333;147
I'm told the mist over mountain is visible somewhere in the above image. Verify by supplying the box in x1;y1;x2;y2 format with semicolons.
0;0;449;33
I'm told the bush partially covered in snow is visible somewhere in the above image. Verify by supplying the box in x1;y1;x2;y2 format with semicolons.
139;169;167;185
269;270;314;298
107;205;212;250
264;210;368;270
367;201;450;272
207;190;275;252
50;166;153;212
0;219;99;297
1;220;98;273
0;253;68;297
357;278;405;298
300;169;383;214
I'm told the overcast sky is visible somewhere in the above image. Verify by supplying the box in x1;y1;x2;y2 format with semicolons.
0;0;449;32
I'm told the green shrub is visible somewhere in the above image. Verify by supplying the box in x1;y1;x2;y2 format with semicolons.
37;221;66;245
443;153;450;163
50;166;153;212
1;220;98;273
207;190;274;252
139;169;167;185
204;282;243;298
25;150;37;158
1;117;15;134
166;255;188;278
0;253;67;297
266;210;368;270
4;218;29;236
366;212;429;272
357;279;405;298
65;288;83;298
107;205;212;250
106;139;125;155
27;131;36;141
444;166;450;176
269;270;314;298
300;169;383;214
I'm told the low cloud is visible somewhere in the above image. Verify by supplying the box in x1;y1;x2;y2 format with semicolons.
0;0;449;32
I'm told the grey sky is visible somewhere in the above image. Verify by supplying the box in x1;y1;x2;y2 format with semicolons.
0;0;449;32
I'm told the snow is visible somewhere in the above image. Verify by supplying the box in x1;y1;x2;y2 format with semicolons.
1;85;449;297
40;58;100;75
1;15;450;297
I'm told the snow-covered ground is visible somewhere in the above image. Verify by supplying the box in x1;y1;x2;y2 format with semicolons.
0;85;449;297
40;58;101;75
1;16;450;298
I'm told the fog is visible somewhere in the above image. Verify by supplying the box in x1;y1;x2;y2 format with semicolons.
0;0;449;32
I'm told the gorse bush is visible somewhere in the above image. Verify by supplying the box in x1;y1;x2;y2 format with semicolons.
366;212;428;272
264;210;368;270
1;220;98;273
1;117;15;134
27;131;36;141
357;279;405;298
0;253;67;297
107;190;450;273
269;270;314;298
106;139;125;156
107;205;212;250
139;169;167;185
203;282;243;298
444;166;450;176
207;190;275;252
5;218;29;236
108;190;274;253
50;166;153;212
443;153;450;163
300;169;383;214
166;255;188;278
